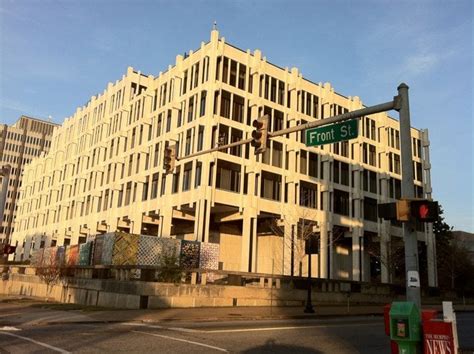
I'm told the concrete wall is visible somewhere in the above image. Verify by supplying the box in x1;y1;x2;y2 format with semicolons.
0;271;397;310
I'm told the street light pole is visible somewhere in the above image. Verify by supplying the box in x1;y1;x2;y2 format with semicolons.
398;83;421;309
304;234;315;313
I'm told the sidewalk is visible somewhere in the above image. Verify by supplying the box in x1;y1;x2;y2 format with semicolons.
2;296;473;324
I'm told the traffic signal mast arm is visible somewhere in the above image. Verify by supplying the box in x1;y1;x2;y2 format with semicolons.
176;98;398;162
267;99;398;139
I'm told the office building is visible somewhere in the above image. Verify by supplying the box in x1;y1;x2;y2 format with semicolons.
11;30;436;286
0;115;58;244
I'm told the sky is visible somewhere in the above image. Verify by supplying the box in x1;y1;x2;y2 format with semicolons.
0;0;472;231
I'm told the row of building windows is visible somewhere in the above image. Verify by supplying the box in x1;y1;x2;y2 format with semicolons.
4;131;48;146
1;143;43;158
18;144;425;232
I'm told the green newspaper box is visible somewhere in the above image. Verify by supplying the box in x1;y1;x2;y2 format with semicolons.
389;302;421;354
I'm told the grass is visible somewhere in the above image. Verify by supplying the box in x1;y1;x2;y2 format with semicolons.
28;303;115;312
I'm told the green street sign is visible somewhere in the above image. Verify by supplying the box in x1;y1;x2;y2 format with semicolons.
305;119;358;147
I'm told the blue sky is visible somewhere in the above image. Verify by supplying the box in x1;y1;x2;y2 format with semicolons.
1;0;472;231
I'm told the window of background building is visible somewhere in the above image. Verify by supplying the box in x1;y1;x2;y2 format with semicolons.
261;171;281;201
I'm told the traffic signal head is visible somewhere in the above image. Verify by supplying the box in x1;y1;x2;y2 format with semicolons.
410;200;439;222
396;199;411;222
378;199;439;223
250;115;269;154
163;145;176;174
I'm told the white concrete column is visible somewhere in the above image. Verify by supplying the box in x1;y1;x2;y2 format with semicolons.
352;165;363;282
320;155;331;279
241;212;251;272
160;205;173;238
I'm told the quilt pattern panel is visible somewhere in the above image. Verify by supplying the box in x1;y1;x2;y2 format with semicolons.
66;245;79;266
101;233;116;265
78;242;92;266
92;235;104;265
180;240;200;269
30;248;44;267
199;242;220;270
112;232;139;266
137;235;162;266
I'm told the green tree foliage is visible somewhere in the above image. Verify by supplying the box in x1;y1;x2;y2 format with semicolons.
434;206;474;296
156;252;184;283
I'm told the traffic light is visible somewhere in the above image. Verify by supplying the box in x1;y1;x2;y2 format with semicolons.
250;115;269;154
378;199;439;223
163;145;176;174
396;199;411;222
410;200;439;222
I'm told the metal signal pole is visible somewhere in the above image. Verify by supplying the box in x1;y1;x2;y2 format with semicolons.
397;83;421;309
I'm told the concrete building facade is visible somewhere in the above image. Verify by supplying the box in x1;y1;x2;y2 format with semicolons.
11;30;437;286
0;116;58;244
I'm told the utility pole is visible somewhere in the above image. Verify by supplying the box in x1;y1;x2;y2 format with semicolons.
397;83;421;309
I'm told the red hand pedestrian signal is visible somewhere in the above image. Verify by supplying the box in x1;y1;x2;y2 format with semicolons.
410;200;439;222
419;204;429;219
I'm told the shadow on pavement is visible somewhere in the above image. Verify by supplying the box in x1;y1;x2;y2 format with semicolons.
241;339;322;353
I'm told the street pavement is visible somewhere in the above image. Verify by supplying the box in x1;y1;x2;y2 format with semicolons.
0;297;473;353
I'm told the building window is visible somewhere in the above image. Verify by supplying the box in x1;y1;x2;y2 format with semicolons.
272;141;283;168
300;150;307;175
394;154;401;174
232;94;244;123
172;166;180;194
300;181;318;209
369;144;376;167
160;175;166;196
151;173;159;199
125;182;132;206
216;159;240;193
333;189;349;216
261;171;281;201
200;91;207;117
197;125;204;152
142;176;149;201
166;110;172;132
195;161;202;188
309;152;318;178
364;197;378;222
182;162;192;191
220;90;231;118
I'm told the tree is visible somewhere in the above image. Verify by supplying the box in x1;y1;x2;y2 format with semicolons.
365;235;405;284
266;204;344;278
36;250;63;300
434;206;474;296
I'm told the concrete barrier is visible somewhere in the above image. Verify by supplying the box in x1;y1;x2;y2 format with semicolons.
0;271;398;309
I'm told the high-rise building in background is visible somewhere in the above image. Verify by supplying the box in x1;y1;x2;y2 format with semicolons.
10;30;436;286
0;116;58;244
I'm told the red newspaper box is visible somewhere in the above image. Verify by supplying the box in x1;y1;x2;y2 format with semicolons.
423;320;456;354
421;309;438;324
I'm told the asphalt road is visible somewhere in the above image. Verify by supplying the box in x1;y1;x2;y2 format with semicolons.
0;304;473;353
